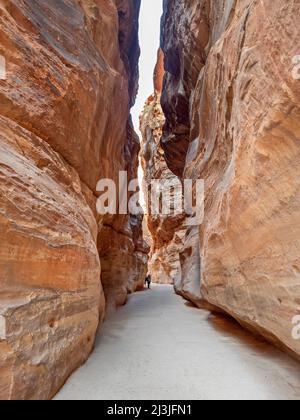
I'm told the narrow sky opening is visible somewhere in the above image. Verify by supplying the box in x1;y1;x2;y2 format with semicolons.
132;0;163;135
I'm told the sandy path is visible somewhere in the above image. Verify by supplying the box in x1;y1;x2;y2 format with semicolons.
55;284;300;400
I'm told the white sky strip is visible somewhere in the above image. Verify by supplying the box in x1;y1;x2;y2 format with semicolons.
132;0;163;133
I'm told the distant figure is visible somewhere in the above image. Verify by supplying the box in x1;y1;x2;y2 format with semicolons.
145;274;152;289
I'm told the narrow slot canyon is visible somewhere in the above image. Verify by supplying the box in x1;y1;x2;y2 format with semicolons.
0;0;300;401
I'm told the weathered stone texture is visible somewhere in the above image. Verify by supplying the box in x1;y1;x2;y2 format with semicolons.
160;0;300;358
0;0;146;399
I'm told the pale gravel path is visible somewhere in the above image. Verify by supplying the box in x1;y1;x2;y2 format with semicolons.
55;284;300;400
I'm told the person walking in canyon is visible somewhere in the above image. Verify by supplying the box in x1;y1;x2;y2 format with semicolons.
145;274;152;289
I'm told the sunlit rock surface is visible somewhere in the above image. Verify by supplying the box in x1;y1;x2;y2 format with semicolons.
160;0;300;358
0;0;146;399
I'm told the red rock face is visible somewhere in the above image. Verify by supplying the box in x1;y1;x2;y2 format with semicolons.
160;0;300;359
160;0;209;178
98;117;149;306
140;52;185;286
140;92;183;285
154;48;165;94
0;0;146;399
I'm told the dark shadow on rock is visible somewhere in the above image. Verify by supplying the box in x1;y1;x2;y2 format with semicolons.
209;312;270;351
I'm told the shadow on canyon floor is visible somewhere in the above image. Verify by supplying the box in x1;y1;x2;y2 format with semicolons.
185;296;300;362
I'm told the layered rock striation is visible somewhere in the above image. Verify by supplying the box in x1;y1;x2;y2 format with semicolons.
158;0;300;358
0;0;147;399
140;50;185;285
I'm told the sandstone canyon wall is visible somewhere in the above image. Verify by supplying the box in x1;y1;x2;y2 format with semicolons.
140;50;186;286
157;0;300;358
0;0;147;400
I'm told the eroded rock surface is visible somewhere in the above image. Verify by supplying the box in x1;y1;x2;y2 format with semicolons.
140;51;185;285
159;0;300;358
140;92;184;285
0;0;146;399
